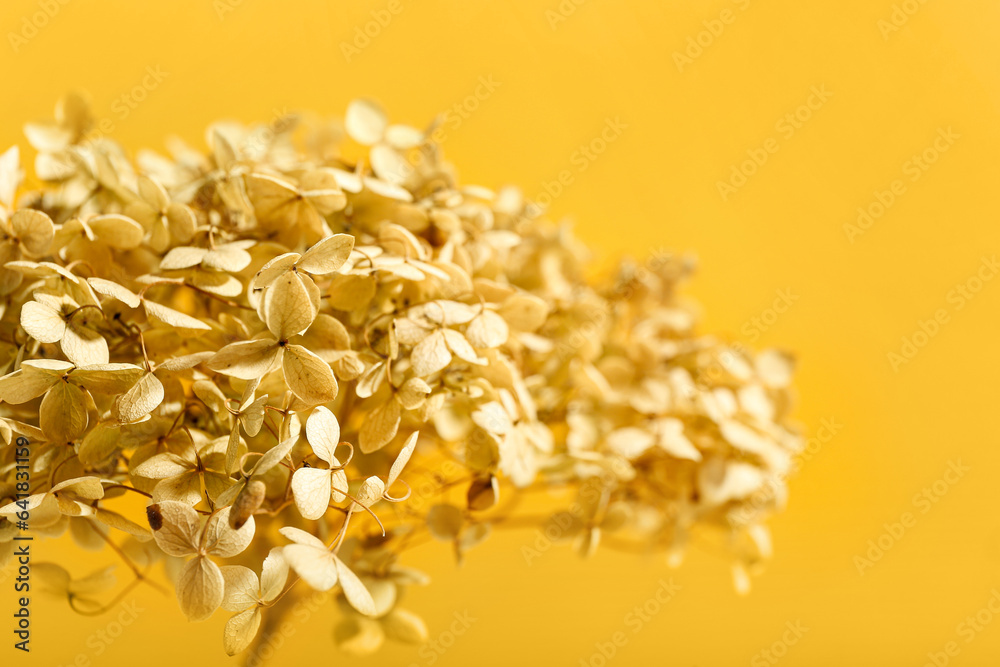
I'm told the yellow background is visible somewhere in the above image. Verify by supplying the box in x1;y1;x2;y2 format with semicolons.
2;1;1000;665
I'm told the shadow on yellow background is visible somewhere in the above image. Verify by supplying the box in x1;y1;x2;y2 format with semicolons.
2;1;1000;665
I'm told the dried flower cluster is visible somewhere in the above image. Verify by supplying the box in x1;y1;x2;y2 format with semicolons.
0;94;802;658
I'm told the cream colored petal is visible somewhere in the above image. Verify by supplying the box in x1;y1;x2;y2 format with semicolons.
51;476;105;499
193;380;230;421
282;344;337;405
203;509;255;558
282;544;338;591
352;476;385;510
499;293;549;331
384;124;424;149
11;209;54;255
146;501;201;557
177;556;225;621
69;363;144;394
136;174;169;209
133;452;191;480
327;273;376;311
465;310;509;349
223;608;262;656
250;437;296;477
158;352;214;372
297;234;354;275
0;146;21;208
386;431;418;490
251;252;299;290
207;339;280;380
442;329;483;365
299;169;347;214
225;427;245;476
152;472;203;505
471;401;512;435
305;405;340;464
93;508;151;540
203;244;252;272
345;99;387;145
61;323;109;367
220;565;260;612
410;330;451;377
396;377;430;410
87;277;140;308
366;169;416;199
143;299;211;330
78;422;121;465
335;557;376;616
370;144;412;186
359;399;400;455
330;469;348;504
265;272;316;340
239;395;268;437
88;214;144;249
160;246;209;270
697;459;766;506
40;380;88;443
0;368;61;404
114;372;164;423
278;526;326;549
330;167;362;194
19;301;65;343
259;549;289;602
165;203;196;242
654;418;701;461
245;173;297;220
291;467;333;520
56;499;92;518
0;493;47;516
393;318;432;346
606;427;656;460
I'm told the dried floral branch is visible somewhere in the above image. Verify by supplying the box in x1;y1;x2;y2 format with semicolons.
0;94;802;659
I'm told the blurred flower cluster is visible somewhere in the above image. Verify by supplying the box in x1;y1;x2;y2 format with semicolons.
0;94;802;657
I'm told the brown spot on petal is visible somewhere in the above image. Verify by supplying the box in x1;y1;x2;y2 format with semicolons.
146;504;163;531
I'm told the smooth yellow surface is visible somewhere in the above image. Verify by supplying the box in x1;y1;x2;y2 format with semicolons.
2;1;1000;665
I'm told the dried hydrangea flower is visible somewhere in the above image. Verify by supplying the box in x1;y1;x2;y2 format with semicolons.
0;95;803;658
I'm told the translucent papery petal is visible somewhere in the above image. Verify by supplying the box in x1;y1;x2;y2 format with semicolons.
297;233;354;275
386;431;419;490
265;271;316;340
146;501;201;557
204;509;256;558
278;526;326;549
259;549;289;602
114;372;165;423
335;557;376;616
291;467;334;520
208;339;280;380
151;472;203;505
305;406;340;464
0;369;60;404
61;323;109;367
282;544;338;591
20;301;65;343
282;344;337;405
177;556;225;622
40;380;87;443
220;565;260;612
224;608;262;656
